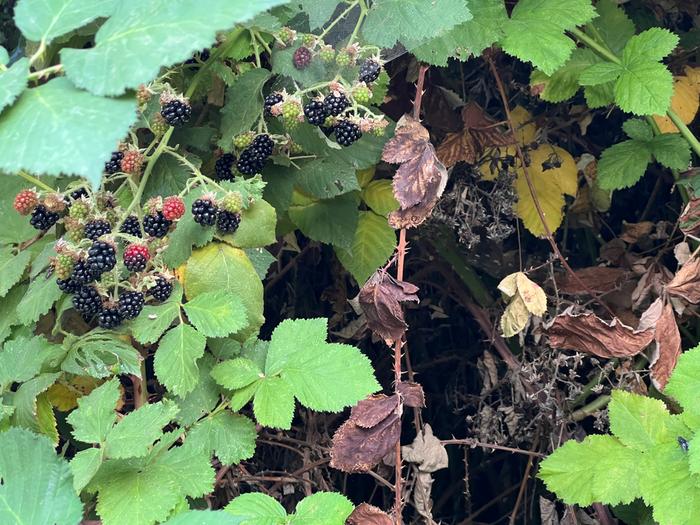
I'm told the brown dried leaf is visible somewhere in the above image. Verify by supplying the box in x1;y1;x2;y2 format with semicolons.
545;308;655;358
346;503;393;525
393;146;446;209
436;130;478;167
462;102;513;150
359;270;420;346
397;381;425;408
666;257;700;303
330;394;402;473
620;221;654;244
401;424;448;473
679;198;700;237
650;300;682;390
557;267;628;295
382;114;430;164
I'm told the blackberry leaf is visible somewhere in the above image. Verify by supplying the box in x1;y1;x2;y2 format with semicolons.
182;291;248;338
154;324;206;397
218;68;271;149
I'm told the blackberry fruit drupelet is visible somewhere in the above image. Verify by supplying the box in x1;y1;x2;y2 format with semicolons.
72;285;102;317
86;241;117;275
149;276;173;302
161;99;191;127
263;92;283;116
143;212;172;238
359;59;381;83
215;153;236;181
236;147;265;175
57;277;81;294
118;291;145;319
252;134;274;157
293;46;312;69
334;119;362;146
323;92;349;116
98;307;123;329
104;151;124;174
120;215;142;238
304;100;328;126
124;244;150;272
216;210;241;234
192;199;218;226
70;260;98;285
84;219;112;241
30;205;59;231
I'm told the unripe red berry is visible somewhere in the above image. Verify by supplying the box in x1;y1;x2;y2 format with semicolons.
14;189;38;215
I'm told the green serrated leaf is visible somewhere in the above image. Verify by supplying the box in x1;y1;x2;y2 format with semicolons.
70;447;103;493
36;392;58;444
335;211;396;284
16;273;62;325
245;247;276;280
14;0;116;43
254;375;295;430
578;61;623;86
211;357;263;390
0;427;84;525
61;330;142;378
622;118;653;141
0;335;54;387
173;355;220;426
0;285;28;345
0;78;137;188
225;199;277;249
501;0;596;75
591;0;636;55
188;411;257;465
163;510;240;525
0;57;28;114
67;378;120;444
597;139;652;190
154;323;206;397
0;248;31;297
649;133;691;170
608;390;674;451
12;372;60;433
142;152;193;202
225;492;287;522
288;192;359;249
218;68;271;149
62;0;288;96
183;291;248;338
162;188;215;268
539;434;642;506
295;155;360;199
130;285;182;344
289;492;354;524
362;179;399;217
530;49;598;103
623;27;679;63
271;44;330;88
615;61;674;116
300;0;339;29
666;344;700;415
105;400;179;459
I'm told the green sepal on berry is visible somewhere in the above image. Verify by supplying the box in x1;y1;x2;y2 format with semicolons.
233;131;255;150
352;83;372;105
221;191;243;213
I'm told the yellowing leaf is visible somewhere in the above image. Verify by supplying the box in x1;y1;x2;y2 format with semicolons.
500;294;530;337
498;271;547;337
511;105;537;144
47;376;100;411
515;272;547;316
653;67;700;133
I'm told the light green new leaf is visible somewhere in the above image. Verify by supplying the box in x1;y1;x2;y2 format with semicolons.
335;211;396;284
622;27;678;63
67;378;120;444
289;492;354;524
362;0;471;50
608;390;674;451
0;248;31;297
130;288;181;344
649;134;691;170
14;0;117;43
16;273;62;324
183;291;248;338
0;57;28;114
105;400;179;459
578;62;624;86
218;68;271;149
300;0;340;30
155;440;215;499
0;427;84;525
0;285;26;345
666;344;700;414
0;336;53;387
62;0;289;96
188;411;257;465
597;139;652;190
0;78;138;188
538;435;642;506
253;376;295;430
70;447;103;492
224;492;287;522
154;323;206;397
211;357;263;390
500;0;597;75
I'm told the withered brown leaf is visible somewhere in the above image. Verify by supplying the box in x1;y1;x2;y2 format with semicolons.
359;270;419;347
649;299;682;390
383;114;448;229
666;257;700;304
346;503;393;525
397;381;425;408
680;197;700;237
436;130;478;167
545;307;655;358
557;267;628;296
330;394;402;473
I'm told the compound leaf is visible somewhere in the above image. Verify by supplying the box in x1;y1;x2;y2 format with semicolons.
188;411;257;465
67;378;120;444
105;400;179;459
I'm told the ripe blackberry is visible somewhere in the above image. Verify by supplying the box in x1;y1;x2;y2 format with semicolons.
57;277;81;294
72;285;102;317
216;210;241;234
323;92;349;116
70;260;98;284
215;153;236;181
162;196;185;221
149;276;173;302
264;92;283;117
161;99;191;127
69;187;89;201
251;134;274;158
334;119;362;146
304;100;328;126
105;151;124;174
86;241;116;275
84;219;112;241
119;215;142;238
293;46;312;69
30;205;59;231
143;212;172;238
13;189;38;215
118;291;145;320
191;198;218;226
359;59;381;83
236;147;266;175
124;244;150;272
98;307;123;329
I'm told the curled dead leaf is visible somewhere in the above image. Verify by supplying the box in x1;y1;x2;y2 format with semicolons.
679;198;700;237
620;221;654;244
359;270;419;346
397;381;425;408
545;307;655;358
666;257;700;304
498;272;547;337
330;394;402;473
402;424;448;473
346;503;393;525
649;299;682;390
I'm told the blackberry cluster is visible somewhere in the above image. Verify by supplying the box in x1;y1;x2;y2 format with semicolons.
293;46;312;69
264;93;283;117
334;119;362;146
118;291;145;319
84;219;112;241
359;59;381;83
236;134;274;175
192;199;218;226
120;215;142;238
57;278;81;294
215;153;236;181
161;99;191;127
72;285;102;319
323;93;349;116
143;212;172;238
149;276;173;302
303;100;328;126
86;241;116;275
70;260;98;285
105;151;124;174
30;205;59;231
98;307;122;329
216;210;241;234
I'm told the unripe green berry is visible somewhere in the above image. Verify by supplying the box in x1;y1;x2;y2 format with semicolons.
301;34;316;47
281;100;303;130
336;50;353;67
319;44;335;62
352;84;372;105
221;192;244;213
69;199;90;220
54;254;75;280
233;131;255;149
